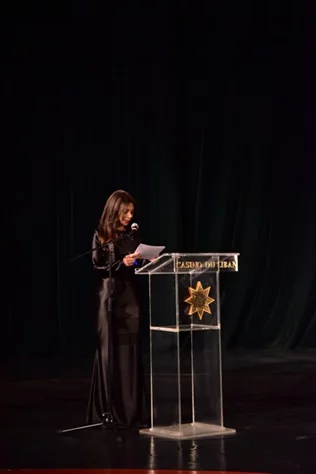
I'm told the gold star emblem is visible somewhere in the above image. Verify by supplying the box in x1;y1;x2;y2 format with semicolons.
184;281;215;320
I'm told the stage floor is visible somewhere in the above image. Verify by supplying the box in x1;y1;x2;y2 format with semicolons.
0;350;316;474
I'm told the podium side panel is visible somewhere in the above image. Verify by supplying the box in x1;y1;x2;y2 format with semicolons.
149;274;181;430
181;271;223;427
151;331;182;428
192;329;223;427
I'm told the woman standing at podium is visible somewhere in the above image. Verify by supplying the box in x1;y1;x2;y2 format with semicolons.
86;189;148;428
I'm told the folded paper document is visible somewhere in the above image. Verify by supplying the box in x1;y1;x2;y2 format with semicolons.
135;244;165;260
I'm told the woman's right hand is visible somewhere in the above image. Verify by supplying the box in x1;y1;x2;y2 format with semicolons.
123;252;141;267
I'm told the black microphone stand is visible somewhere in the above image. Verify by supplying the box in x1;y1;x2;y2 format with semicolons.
58;230;137;435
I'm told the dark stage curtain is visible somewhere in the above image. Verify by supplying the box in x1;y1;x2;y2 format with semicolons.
4;4;316;357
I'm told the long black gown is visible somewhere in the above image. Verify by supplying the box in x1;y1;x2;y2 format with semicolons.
86;230;148;428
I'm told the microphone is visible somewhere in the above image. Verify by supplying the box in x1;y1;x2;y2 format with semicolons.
130;223;139;265
130;222;139;234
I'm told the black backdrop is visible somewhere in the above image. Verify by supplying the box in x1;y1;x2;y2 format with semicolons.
5;3;316;358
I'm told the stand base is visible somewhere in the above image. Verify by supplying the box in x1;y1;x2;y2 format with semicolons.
139;422;236;440
58;412;115;434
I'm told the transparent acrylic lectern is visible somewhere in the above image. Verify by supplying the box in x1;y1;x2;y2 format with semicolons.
135;253;239;440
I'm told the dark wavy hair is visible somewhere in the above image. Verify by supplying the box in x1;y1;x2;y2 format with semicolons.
97;190;136;243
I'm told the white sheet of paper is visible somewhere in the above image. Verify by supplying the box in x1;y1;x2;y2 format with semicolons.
135;243;165;260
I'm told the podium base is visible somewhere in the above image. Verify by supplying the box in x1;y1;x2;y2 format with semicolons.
139;422;236;440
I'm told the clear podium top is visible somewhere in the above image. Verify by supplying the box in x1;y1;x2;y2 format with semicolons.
135;253;239;275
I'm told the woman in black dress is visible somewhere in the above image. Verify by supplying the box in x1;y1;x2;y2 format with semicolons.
86;190;147;428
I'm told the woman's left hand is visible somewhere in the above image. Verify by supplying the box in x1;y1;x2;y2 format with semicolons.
123;252;141;267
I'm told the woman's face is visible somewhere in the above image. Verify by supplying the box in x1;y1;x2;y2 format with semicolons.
119;202;134;228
